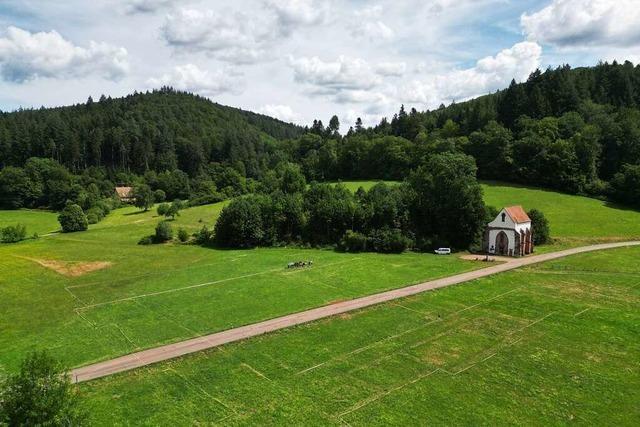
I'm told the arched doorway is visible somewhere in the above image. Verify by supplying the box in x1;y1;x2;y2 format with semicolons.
495;231;509;256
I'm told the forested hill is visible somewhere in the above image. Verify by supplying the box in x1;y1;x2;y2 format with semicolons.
0;88;305;176
409;60;640;136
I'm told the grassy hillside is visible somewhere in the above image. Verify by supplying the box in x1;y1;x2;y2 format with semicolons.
0;209;60;236
80;245;640;425
482;181;640;242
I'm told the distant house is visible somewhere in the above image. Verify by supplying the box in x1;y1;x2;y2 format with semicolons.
485;206;533;257
115;186;134;203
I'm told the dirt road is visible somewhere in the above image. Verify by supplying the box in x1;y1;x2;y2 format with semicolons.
71;241;640;383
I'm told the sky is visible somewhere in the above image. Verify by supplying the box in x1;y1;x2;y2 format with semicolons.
0;0;639;128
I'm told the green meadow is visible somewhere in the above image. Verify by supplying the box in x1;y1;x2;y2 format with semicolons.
1;180;640;418
0;209;60;236
0;200;479;372
482;181;640;243
80;245;640;425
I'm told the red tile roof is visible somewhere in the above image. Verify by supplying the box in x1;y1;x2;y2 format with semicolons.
505;206;531;224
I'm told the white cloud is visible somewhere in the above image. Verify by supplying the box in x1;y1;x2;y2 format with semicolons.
289;56;382;94
161;8;271;64
522;0;640;48
125;0;174;14
0;26;129;83
258;104;301;123
264;0;329;36
399;41;542;106
147;64;244;96
375;62;406;77
351;5;394;41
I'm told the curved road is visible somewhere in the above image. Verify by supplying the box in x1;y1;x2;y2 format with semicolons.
71;241;640;383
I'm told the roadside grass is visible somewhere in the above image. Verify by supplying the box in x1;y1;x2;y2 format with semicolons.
0;209;60;236
80;246;640;425
0;200;480;372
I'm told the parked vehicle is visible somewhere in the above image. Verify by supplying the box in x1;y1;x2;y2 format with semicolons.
434;248;452;255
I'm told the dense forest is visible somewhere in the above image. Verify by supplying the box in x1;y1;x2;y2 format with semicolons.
1;61;639;247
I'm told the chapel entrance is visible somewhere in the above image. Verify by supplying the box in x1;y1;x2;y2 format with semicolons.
495;231;509;256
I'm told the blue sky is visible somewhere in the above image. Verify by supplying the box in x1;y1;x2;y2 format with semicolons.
0;1;638;127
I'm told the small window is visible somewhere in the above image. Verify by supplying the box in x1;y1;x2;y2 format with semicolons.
501;213;506;222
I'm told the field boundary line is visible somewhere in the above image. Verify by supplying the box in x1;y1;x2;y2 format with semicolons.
76;258;361;311
70;241;640;383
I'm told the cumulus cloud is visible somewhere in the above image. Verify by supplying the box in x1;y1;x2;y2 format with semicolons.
125;0;175;14
399;41;542;106
375;62;406;77
0;26;129;83
147;64;244;96
161;8;271;64
264;0;329;36
522;0;640;48
350;5;394;41
258;104;301;123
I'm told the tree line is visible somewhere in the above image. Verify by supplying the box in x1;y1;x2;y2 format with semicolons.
206;155;489;253
1;61;639;216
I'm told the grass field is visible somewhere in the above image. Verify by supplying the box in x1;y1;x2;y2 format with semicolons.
1;181;640;423
0;209;60;236
80;246;640;425
482;181;640;243
0;200;480;372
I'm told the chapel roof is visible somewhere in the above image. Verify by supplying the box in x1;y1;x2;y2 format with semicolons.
504;205;531;224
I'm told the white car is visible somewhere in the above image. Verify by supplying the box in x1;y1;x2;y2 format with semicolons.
434;248;452;255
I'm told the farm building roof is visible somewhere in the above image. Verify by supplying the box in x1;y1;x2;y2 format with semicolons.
115;186;133;199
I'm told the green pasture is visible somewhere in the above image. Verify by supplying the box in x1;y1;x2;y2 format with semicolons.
482;181;640;242
0;209;60;236
0;200;479;372
80;246;640;425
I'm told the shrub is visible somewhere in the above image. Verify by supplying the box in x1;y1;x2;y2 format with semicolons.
340;230;367;252
154;189;166;203
138;235;153;245
1;224;27;243
189;194;224;207
157;203;170;216
86;207;105;224
177;228;189;242
368;229;412;253
528;209;550;246
0;351;85;426
195;226;215;245
58;204;88;233
154;220;173;243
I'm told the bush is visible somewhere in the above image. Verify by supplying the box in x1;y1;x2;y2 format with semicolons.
368;229;412;253
154;220;173;243
189;193;224;207
58;204;88;233
195;226;215;245
1;224;27;243
178;228;189;242
157;203;170;216
0;351;85;426
86;207;105;224
340;230;368;252
528;209;550;246
154;189;166;203
138;235;153;245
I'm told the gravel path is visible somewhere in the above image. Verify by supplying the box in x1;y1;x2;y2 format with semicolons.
71;241;640;383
